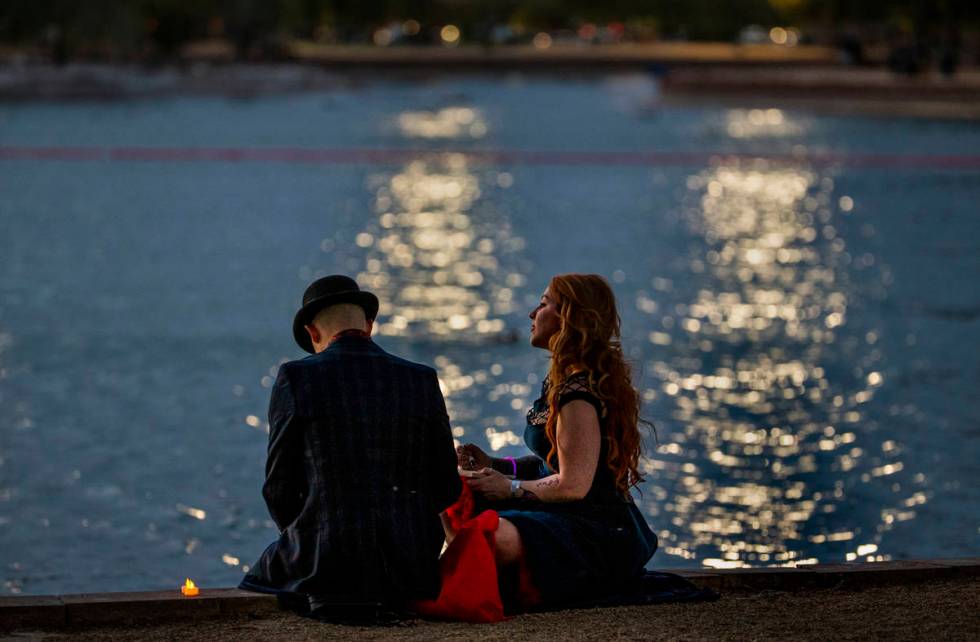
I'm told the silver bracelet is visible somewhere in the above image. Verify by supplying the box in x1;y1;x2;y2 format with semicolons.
510;479;524;498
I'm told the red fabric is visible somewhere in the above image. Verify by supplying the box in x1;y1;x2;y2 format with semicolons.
411;476;541;622
443;476;476;532
412;505;504;622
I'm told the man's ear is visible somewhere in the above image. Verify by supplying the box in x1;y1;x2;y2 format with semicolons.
366;318;375;335
304;324;322;347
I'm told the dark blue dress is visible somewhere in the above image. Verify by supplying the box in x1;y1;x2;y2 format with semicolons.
495;373;659;607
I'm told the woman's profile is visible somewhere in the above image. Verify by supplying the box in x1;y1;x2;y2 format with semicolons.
454;272;659;608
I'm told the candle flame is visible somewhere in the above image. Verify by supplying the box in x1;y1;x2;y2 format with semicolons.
181;578;200;596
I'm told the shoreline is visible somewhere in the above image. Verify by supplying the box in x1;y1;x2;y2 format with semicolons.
2;558;977;634
1;59;979;121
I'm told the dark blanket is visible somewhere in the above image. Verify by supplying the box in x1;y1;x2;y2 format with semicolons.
531;570;719;612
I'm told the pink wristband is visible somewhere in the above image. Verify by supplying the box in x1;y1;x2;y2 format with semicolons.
505;457;517;477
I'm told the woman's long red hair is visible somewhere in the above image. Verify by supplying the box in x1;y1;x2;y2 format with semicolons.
544;273;647;494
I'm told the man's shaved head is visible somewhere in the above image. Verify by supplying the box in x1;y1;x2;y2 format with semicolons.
305;303;372;353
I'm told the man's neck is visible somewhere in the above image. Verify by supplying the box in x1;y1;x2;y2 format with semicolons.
329;328;371;344
312;327;370;353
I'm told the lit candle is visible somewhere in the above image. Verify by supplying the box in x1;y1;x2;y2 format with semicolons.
181;578;199;597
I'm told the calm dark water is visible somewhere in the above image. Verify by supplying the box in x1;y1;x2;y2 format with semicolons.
1;74;978;594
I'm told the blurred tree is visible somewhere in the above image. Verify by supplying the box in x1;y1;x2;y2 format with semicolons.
141;0;213;58
279;0;334;38
1;0;978;59
220;0;282;59
4;1;148;62
325;0;383;41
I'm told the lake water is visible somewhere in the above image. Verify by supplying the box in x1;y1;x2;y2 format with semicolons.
1;73;978;595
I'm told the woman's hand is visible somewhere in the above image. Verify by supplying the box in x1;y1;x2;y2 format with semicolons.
457;443;492;471
466;468;512;501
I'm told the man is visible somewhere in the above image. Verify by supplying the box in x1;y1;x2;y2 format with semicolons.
240;275;461;622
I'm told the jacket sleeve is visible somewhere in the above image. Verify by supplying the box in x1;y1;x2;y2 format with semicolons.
427;371;462;513
262;365;307;532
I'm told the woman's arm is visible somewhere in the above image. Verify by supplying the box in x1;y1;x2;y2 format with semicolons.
458;444;544;480
491;455;546;480
518;400;600;501
467;399;601;502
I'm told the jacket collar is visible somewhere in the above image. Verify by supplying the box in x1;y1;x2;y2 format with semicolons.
320;331;383;355
328;328;371;345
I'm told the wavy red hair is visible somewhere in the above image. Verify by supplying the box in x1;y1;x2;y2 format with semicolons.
543;273;647;494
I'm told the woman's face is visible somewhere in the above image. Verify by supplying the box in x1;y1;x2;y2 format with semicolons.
529;287;561;349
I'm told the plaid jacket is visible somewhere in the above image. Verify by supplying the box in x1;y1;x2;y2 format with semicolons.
241;334;461;603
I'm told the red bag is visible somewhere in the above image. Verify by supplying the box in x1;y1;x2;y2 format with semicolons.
443;475;476;532
412;478;540;623
412;508;505;622
412;479;505;622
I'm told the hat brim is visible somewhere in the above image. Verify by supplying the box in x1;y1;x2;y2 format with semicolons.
292;290;379;353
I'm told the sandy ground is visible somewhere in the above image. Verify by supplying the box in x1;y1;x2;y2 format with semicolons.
11;576;978;641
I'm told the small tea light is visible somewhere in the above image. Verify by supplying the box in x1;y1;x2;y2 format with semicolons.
181;578;199;597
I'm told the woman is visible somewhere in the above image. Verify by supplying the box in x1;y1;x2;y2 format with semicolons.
456;273;658;608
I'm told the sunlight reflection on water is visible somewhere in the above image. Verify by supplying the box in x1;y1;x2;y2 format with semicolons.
635;159;925;568
726;108;804;140
396;106;488;139
355;155;524;340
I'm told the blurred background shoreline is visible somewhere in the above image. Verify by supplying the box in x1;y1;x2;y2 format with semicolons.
2;1;979;118
3;59;978;121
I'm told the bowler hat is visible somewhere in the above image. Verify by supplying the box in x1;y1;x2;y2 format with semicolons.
292;275;379;353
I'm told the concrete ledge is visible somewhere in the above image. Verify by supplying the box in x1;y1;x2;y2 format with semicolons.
676;566;820;591
0;588;280;631
64;590;221;626
803;560;951;587
671;558;980;592
0;595;66;630
1;558;976;631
